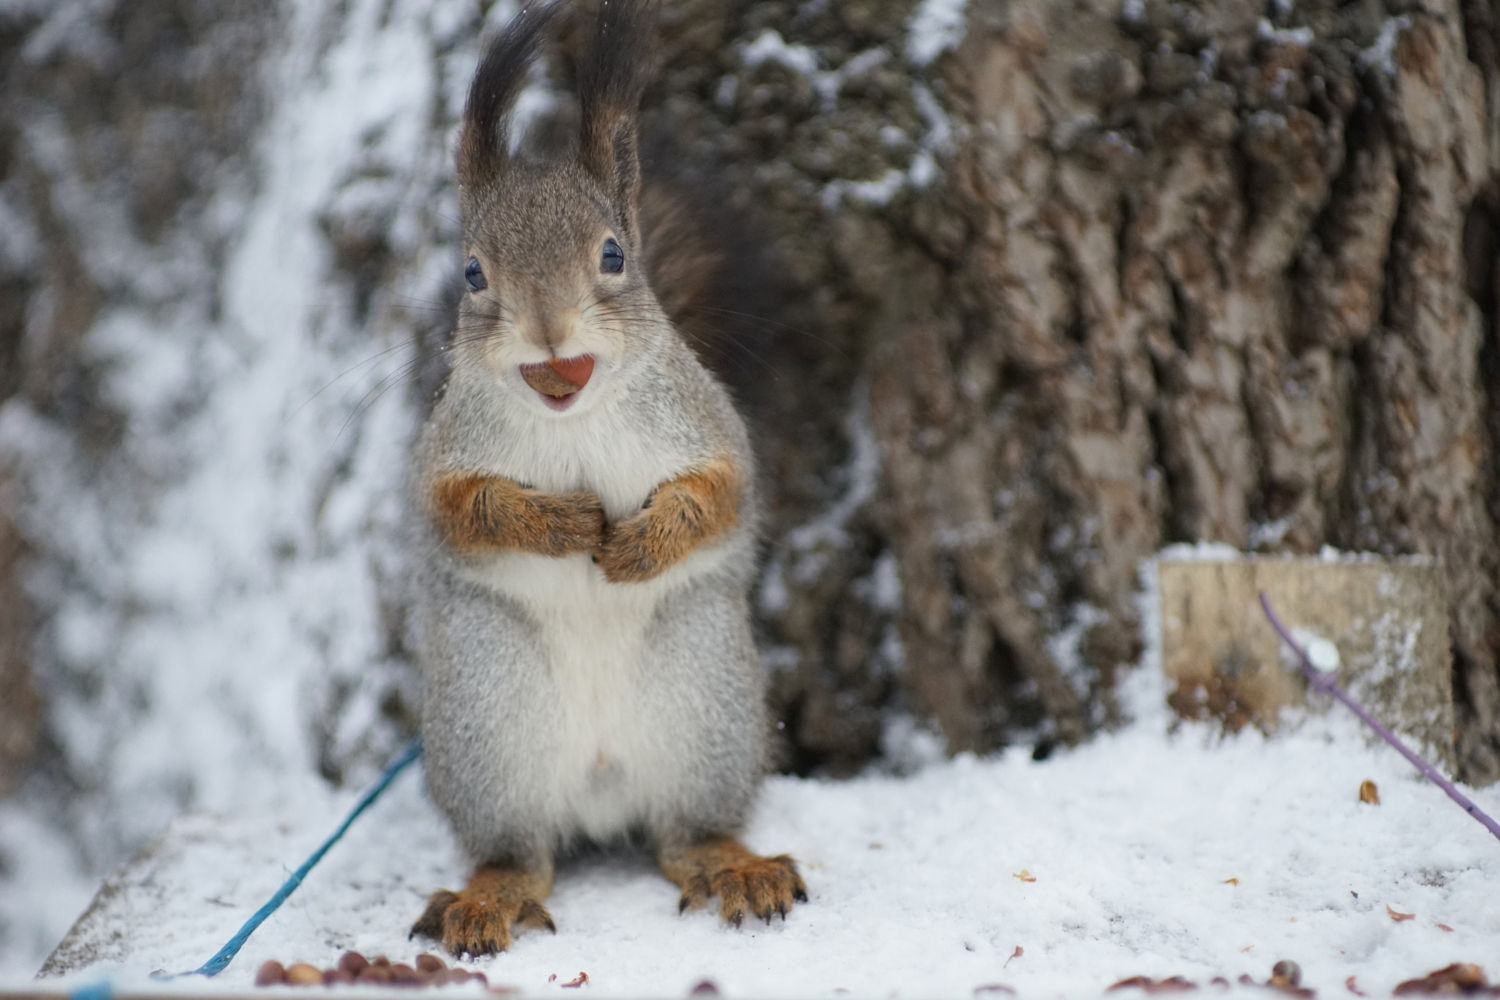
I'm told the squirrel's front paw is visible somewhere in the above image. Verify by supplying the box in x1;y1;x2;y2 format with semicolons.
430;473;603;557
410;872;556;958
594;511;667;583
529;489;606;556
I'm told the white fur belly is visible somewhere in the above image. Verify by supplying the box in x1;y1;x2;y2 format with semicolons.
456;551;691;843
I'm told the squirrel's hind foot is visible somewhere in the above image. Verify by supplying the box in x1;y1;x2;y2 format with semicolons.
659;836;808;928
410;865;556;958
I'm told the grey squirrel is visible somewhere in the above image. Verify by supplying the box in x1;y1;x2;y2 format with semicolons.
406;0;806;958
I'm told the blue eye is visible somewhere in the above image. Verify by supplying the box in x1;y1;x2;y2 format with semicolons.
600;238;624;274
465;256;487;291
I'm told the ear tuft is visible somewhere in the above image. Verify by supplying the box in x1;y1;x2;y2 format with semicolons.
459;2;563;189
577;0;656;228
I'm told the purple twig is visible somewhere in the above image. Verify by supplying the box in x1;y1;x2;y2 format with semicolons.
1259;592;1500;844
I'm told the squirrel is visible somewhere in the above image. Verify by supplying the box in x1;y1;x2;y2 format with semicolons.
406;0;807;959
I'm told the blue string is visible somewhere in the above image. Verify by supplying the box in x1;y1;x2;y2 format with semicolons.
152;737;423;980
68;980;113;1000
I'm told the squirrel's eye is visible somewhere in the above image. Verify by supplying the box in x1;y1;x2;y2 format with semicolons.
600;238;624;274
464;257;487;292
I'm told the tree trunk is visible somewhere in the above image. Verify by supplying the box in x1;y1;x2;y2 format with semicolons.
651;0;1500;780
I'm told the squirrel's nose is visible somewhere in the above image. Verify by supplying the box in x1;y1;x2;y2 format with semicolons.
519;304;580;354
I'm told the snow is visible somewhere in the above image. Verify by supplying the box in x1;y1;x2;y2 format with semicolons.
1303;636;1341;673
907;0;971;67
10;667;1499;996
819;168;906;210
742;29;822;80
758;378;881;605
1256;19;1314;47
1360;17;1411;78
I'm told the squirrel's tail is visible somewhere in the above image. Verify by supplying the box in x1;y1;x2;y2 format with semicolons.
638;173;785;398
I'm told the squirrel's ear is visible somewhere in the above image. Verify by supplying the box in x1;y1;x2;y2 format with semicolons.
578;0;655;236
458;2;561;191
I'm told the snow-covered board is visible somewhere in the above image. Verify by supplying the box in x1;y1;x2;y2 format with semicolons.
27;663;1500;998
1157;551;1452;764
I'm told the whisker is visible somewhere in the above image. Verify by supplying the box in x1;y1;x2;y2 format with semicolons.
292;336;428;421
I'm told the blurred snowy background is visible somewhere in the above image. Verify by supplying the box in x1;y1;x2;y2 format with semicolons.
0;0;480;970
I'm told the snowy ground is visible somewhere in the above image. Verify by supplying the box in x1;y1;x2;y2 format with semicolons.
11;667;1499;997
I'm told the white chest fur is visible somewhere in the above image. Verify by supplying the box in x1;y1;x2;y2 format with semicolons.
487;378;694;520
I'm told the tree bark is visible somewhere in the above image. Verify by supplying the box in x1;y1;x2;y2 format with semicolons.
651;0;1500;780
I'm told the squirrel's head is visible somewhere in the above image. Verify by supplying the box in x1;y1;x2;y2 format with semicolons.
452;0;664;418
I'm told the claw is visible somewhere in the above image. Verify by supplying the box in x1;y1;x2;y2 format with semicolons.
416;867;554;959
661;839;808;930
411;889;459;942
516;899;554;932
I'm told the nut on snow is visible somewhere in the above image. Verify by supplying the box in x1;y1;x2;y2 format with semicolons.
254;960;286;986
284;962;324;985
1270;960;1302;987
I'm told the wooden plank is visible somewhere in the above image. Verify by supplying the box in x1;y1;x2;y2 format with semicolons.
1156;555;1454;767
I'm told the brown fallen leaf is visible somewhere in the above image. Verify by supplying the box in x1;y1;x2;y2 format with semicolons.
1014;869;1037;883
1003;946;1024;968
1359;779;1380;805
561;971;589;988
1436;923;1454;933
1344;975;1367;996
1392;963;1490;995
1223;877;1239;886
1106;975;1198;994
1386;904;1416;922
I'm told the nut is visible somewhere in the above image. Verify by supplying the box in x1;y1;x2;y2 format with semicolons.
1270;960;1302;988
284;962;324;986
254;961;286;986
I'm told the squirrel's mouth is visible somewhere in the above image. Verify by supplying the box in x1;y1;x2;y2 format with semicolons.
519;355;595;409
